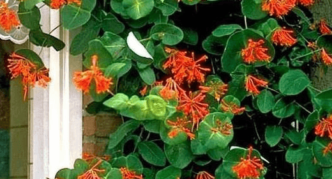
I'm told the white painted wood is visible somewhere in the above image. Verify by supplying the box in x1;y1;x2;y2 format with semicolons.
29;5;82;179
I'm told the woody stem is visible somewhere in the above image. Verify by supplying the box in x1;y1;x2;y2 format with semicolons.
291;48;323;61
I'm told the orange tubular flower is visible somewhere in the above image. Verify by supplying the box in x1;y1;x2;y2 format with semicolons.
177;91;209;129
139;85;148;96
321;49;332;66
262;0;296;18
167;117;195;140
232;147;264;179
196;171;215;179
50;0;67;9
73;55;113;94
241;39;271;64
323;142;332;156
298;0;314;6
319;19;332;35
199;82;228;101
210;120;233;135
220;99;246;115
159;78;185;100
245;75;268;95
120;168;143;179
163;47;210;84
315;115;332;139
272;27;297;47
0;1;20;32
78;160;105;179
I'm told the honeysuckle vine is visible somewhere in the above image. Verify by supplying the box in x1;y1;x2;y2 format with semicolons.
3;0;332;178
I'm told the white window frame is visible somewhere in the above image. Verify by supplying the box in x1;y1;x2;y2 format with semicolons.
29;5;82;179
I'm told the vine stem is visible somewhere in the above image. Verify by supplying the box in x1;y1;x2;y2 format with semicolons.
266;87;279;94
291;48;323;61
293;101;311;114
139;37;152;42
49;24;62;35
133;127;144;153
252;118;261;141
244;16;248;29
308;85;322;93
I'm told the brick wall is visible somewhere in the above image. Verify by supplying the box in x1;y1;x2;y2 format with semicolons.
82;94;122;156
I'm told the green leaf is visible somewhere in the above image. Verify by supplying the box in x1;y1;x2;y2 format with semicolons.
182;28;199;46
112;155;144;174
18;4;40;30
257;89;275;113
155;166;181;179
83;39;113;68
155;0;178;16
207;147;229;161
143;120;161;134
221;29;275;73
24;0;43;10
70;19;101;55
61;0;96;30
317;35;332;53
146;95;167;118
165;142;194;169
198;112;234;150
190;138;207;155
202;35;227;55
29;30;65;51
105;168;122;179
265;125;283;147
259;18;280;37
100;32;126;60
122;0;154;20
103;93;129;111
286;146;306;163
150;24;184;45
304;111;319;133
102;13;125;34
138;67;156;85
104;63;127;78
272;98;295;118
313;137;332;167
241;0;268;20
284;129;303;145
227;74;247;101
107;120;140;149
212;24;243;37
315;89;332;112
55;168;71;179
138;141;166;166
279;70;310;96
15;49;44;68
182;0;200;5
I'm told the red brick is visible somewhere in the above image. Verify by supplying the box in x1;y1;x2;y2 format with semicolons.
95;114;123;137
83;116;96;136
83;143;95;154
95;140;108;156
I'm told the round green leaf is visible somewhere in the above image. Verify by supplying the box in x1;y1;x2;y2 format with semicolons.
279;70;310;96
190;138;207;155
202;35;227;56
313;137;332;167
257;89;275;113
138;141;166;167
212;24;243;37
241;0;268;20
106;120;140;149
24;0;43;10
198;112;234;150
105;168;122;179
304;111;319;133
146;95;167;118
150;24;184;45
61;0;96;30
221;29;275;73
272;98;295;118
138;67;156;85
122;0;154;20
101;13;125;34
265;125;283;147
83;39;114;68
155;166;181;179
15;49;44;68
112;155;144;174
165;142;194;169
155;0;178;16
18;4;40;30
103;93;129;111
315;89;332;113
285;146;306;164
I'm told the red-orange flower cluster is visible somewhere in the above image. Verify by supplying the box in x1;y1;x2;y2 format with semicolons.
8;53;51;100
245;75;268;95
177;91;209;129
220;99;246;115
73;55;113;94
232;147;264;179
298;0;314;6
199;81;228;101
241;39;271;64
319;19;332;35
210;119;233;135
167;117;195;140
323;142;332;156
163;47;210;84
262;0;296;18
50;0;81;9
0;1;20;32
196;171;215;179
272;27;297;47
78;160;104;179
120;168;143;179
159;78;185;100
321;49;332;66
315;115;332;139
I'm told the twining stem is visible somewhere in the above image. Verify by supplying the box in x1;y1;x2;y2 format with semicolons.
145;132;151;141
308;85;322;93
133;127;144;153
244;16;248;29
293;101;311;114
291;48;323;61
49;24;62;35
253;118;261;141
139;37;152;42
266;87;279;94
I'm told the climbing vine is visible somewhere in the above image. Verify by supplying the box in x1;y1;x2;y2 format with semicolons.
2;0;332;178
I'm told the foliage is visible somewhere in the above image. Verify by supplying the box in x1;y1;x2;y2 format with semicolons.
3;0;332;178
